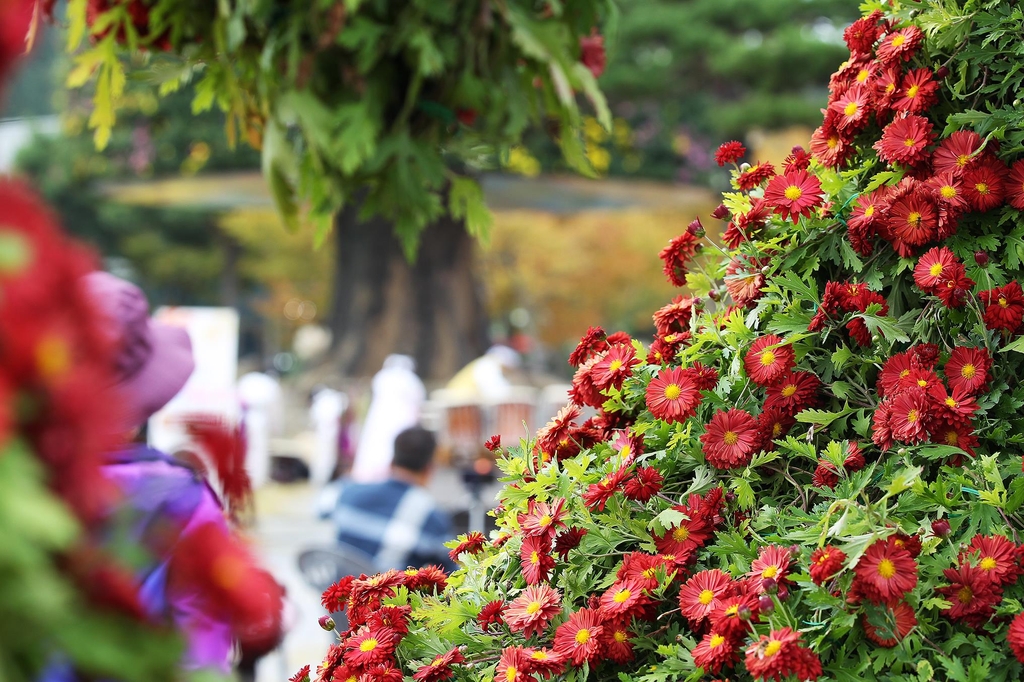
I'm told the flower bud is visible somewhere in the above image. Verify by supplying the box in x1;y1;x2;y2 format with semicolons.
711;203;730;220
318;615;336;631
936;66;950;79
788;545;800;558
974;251;989;266
761;577;777;593
777;585;789;601
758;595;774;614
931;518;951;538
725;491;736;503
737;605;753;621
687;217;706;237
708;289;720;302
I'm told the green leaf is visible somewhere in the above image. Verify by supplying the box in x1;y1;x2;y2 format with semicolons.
448;176;494;242
795;405;856;426
1000;335;1024;354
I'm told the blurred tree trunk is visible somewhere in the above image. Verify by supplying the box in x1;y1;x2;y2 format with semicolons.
327;203;490;381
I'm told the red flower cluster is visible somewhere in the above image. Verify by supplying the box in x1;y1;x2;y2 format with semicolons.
871;344;984;454
809;281;888;347
651;488;725;566
659;219;704;287
851;536;918;605
744;627;822;681
715;141;746;167
809;546;846;586
936;534;1023;629
912;247;974;308
686;570;766;675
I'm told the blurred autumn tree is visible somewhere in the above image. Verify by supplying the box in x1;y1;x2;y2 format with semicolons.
525;0;858;182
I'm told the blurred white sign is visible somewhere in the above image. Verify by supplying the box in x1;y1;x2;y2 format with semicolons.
148;306;240;454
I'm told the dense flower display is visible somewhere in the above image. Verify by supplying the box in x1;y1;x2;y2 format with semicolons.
303;4;1024;681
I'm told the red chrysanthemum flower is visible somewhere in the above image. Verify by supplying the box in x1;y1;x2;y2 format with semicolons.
290;665;311;682
701;408;759;469
937;564;1002;628
862;602;917;647
521;647;565;678
933;130;984;175
618;552;672;591
580;32;605;78
660;227;703;287
600;578;650;618
725;255;768;307
484;434;501;452
961;535;1022;587
344;626;397;667
744;334;795;387
809;546;846;586
887;191;939;248
764;371;821;415
582;468;627;511
622;466;664;503
755;407;795;452
600;621;635;665
979;280;1024;332
553;527;587;560
368;604;412;636
810;114;853;168
412;648;465;682
519;498;567;540
569;326;607;367
322;575;356;612
683;361;719;392
496;646;531;682
929;170;969;214
872;400;895;451
520;535;555;585
568;357;605;409
330;663;358;682
875;114;935;166
351;570;405;604
504;584;561;638
653;295;699;335
846;188;888;256
748;545;793;593
895;68;939;114
763;170;824;224
843;11;882;53
744;627;822;682
715;141;746;166
928;385;978;431
852;537;918;605
653;513;714;562
592;343;640;391
362;662;404;682
449;531;487;562
913;246;959;294
963;161;1007;212
553;608;604;666
478;600;505;631
934;261;975;309
876;25;924;64
945;346;991;394
1007;159;1024;210
829;84;872;131
736;161;776;191
1008;612;1024;664
711;593;759;638
645;366;702;423
932;423;979;457
889;387;930;444
405;565;448;593
678;569;733;625
692;631;739;675
783;145;812;173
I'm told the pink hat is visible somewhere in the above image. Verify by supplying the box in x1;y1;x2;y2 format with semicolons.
83;272;195;430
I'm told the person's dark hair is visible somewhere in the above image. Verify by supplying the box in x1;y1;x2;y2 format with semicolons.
392;427;437;473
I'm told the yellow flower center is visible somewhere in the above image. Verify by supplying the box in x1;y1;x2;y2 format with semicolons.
609;359;623;372
999;297;1009;308
723;431;740;446
817;552;831;564
526;601;541;615
907;84;920;98
907;211;922;227
664;383;682;401
760;350;777;366
877;558;896;579
929;262;944;277
940;185;957;199
575;628;591;645
530;551;540;565
539;514;552;527
725;604;740;616
904;137;917;147
672;526;690;542
828;136;839;149
782;384;798;397
531;651;548;661
360;638;379;652
957;154;970;167
784;185;803;201
844;101;859;117
710;634;726;648
36;336;71;380
614;588;632;603
976;182;989;194
614;630;628;643
980;556;997;571
772;422;783;437
505;666;518;682
643;567;657;579
945;397;958;408
961;363;976;378
907;409;919;423
865;205;875;217
958;586;973;604
945;431;959;446
761;565;778;579
892;34;906;47
765;640;783;657
698;589;715;605
857;69;870;82
886;82;897;94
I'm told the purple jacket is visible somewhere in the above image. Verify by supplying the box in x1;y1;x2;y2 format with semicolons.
102;446;233;672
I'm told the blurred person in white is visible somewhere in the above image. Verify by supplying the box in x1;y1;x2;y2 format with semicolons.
310;386;347;486
237;370;282;488
446;344;522;399
350;355;426;482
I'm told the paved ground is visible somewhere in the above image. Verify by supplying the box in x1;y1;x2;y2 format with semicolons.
248;468;502;682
